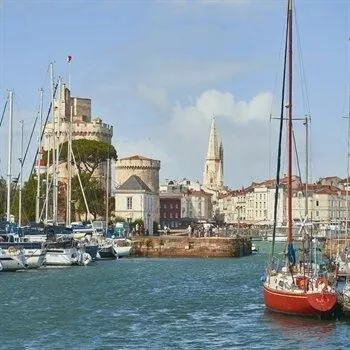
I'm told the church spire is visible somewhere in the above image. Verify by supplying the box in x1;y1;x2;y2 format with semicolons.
206;115;220;160
203;115;224;190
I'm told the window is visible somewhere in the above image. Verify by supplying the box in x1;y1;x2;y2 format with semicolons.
316;201;319;207
170;204;173;209
164;204;167;209
175;212;178;218
127;197;132;210
170;213;173;219
175;204;178;209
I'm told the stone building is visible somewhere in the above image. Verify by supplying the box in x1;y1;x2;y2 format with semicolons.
202;116;224;192
115;155;161;224
114;175;154;234
159;179;212;228
41;83;113;221
43;83;113;185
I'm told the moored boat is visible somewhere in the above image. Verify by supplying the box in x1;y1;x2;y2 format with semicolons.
112;238;133;258
0;246;28;271
263;0;337;318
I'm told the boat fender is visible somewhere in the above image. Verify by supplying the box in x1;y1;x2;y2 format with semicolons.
7;246;17;255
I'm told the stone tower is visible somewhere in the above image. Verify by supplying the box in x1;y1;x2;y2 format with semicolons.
41;83;113;222
203;116;224;191
116;155;161;222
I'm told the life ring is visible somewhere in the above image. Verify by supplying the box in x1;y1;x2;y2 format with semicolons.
316;277;328;290
7;246;17;255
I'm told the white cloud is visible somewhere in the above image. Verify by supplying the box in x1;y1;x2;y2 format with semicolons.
195;89;273;123
116;89;275;188
136;84;169;110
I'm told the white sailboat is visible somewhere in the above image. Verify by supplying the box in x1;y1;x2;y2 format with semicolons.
0;91;28;271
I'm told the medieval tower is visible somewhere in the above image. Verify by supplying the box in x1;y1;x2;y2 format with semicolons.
115;155;161;223
42;83;113;186
42;83;113;222
202;116;224;191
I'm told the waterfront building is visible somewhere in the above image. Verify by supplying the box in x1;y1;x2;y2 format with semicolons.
42;84;113;185
159;193;182;229
41;83;113;221
159;179;212;228
115;155;161;225
114;175;154;234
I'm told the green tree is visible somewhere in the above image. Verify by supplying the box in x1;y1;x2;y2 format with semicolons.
58;139;117;180
14;174;38;223
0;177;7;219
71;173;105;220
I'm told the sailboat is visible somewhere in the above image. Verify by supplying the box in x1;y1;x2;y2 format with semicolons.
263;0;337;317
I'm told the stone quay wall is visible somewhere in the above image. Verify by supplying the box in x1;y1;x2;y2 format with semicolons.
131;236;251;258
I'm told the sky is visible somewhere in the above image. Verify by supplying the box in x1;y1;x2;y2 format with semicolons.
1;0;350;190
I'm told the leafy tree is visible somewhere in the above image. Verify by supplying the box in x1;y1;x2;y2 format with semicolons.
71;173;105;220
0;177;7;219
113;216;125;223
13;174;38;223
57;139;117;180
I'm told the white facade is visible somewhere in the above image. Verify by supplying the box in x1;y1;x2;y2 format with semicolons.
181;190;212;220
218;183;285;226
116;155;160;223
115;191;154;235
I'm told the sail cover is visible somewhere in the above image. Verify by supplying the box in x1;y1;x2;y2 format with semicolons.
287;243;296;265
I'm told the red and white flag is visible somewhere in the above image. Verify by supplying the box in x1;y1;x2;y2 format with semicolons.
67;55;72;63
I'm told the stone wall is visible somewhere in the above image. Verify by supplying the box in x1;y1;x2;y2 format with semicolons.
116;157;161;193
131;236;251;258
116;156;161;222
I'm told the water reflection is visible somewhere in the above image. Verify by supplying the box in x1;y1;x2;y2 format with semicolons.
263;310;336;340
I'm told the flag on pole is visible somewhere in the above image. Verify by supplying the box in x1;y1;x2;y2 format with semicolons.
67;55;72;63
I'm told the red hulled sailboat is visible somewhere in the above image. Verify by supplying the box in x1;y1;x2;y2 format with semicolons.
263;0;337;317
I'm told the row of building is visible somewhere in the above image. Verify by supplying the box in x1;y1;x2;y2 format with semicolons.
40;83;349;234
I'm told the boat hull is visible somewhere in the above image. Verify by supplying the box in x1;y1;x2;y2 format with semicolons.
263;285;337;316
45;248;80;266
24;249;46;269
0;250;27;271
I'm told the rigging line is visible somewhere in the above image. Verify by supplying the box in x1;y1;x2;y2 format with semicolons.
271;2;290;260
292;128;303;189
0;97;8;127
28;82;59;179
294;2;311;116
269;16;288;113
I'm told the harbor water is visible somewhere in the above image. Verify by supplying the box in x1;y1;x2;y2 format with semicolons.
1;242;349;349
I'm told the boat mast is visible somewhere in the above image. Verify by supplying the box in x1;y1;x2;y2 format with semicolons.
66;105;73;227
346;84;350;247
36;88;44;223
18;120;24;227
55;77;62;223
105;156;110;234
50;63;58;224
287;0;293;244
6;90;13;222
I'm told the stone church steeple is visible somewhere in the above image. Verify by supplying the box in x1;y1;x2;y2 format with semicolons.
203;116;224;190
